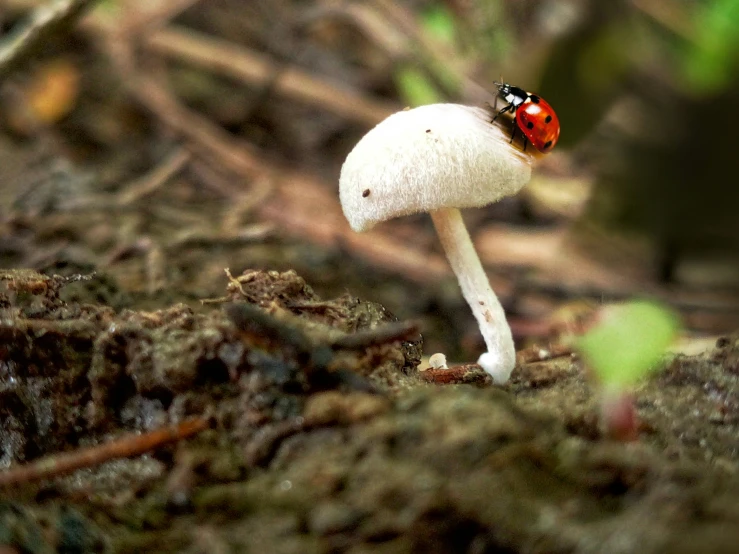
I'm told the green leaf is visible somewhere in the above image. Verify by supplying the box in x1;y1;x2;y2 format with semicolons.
682;0;739;93
394;66;443;107
421;5;457;45
577;301;679;389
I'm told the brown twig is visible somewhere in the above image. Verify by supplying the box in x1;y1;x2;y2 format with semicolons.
116;148;191;206
0;0;98;79
0;417;210;487
145;26;398;127
330;320;421;350
7;1;399;126
145;240;167;295
163;222;274;252
420;364;490;385
117;0;201;36
220;178;275;231
243;419;307;468
126;74;266;179
257;174;452;283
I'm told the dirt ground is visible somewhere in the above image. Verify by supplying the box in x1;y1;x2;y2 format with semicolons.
0;265;737;554
1;1;738;553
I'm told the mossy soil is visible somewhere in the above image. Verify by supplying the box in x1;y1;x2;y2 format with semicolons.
0;263;737;554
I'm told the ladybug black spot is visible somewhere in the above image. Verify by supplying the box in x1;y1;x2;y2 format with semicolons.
543;141;553;150
526;121;534;130
530;95;540;104
545;115;552;123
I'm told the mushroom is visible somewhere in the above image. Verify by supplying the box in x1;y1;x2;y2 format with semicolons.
339;103;535;383
428;352;449;370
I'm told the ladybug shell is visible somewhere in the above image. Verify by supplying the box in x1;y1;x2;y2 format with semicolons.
515;95;560;153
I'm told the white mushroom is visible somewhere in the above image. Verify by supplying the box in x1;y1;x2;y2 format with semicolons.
339;103;535;383
428;352;449;370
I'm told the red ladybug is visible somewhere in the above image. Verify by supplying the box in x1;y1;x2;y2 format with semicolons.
492;82;560;153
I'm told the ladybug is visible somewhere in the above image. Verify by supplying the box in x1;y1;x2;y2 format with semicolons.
492;82;560;153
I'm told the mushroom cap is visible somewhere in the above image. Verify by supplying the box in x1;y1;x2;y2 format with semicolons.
339;103;534;232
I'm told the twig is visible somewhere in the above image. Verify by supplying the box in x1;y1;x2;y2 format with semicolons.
6;1;399;126
220;178;274;231
243;419;306;468
117;0;201;36
420;364;489;385
187;158;249;199
0;417;210;487
145;26;398;127
0;0;98;79
225;301;318;362
163;223;274;252
257;173;452;283
145;240;167;295
116;148;191;205
330;320;421;350
126;74;265;179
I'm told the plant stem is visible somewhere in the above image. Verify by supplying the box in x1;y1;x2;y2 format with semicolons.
600;387;639;441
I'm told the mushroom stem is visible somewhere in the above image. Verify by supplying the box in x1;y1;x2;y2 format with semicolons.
429;207;515;383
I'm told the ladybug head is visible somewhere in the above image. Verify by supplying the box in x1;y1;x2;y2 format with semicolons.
494;81;511;96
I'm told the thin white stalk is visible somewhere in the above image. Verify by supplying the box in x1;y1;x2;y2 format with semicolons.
430;207;515;383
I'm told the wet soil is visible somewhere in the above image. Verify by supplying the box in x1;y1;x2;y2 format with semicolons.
0;266;737;554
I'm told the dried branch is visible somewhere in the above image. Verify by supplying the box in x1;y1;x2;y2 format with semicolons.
125;74;266;179
0;417;210;487
330;320;421;350
0;0;98;79
420;364;489;385
145;26;398;127
116;148;191;206
257;174;452;283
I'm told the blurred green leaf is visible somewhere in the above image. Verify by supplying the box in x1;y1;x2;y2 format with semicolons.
577;301;679;389
682;0;739;92
96;0;120;13
394;66;443;107
421;5;457;45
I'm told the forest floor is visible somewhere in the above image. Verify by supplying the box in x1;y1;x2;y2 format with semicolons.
0;265;737;553
1;1;738;553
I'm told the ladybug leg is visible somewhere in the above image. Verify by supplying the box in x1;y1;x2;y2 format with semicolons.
492;103;512;123
509;122;516;144
522;137;528;152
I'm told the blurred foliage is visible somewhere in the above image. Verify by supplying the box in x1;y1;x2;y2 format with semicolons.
393;4;461;107
539;21;635;147
582;0;739;279
396;1;738;268
533;1;637;148
682;0;739;93
394;65;443;106
420;4;457;45
470;0;739;279
577;301;680;389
